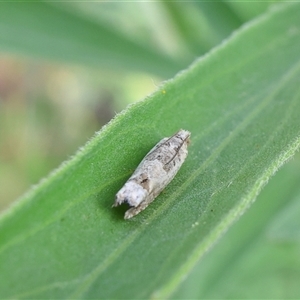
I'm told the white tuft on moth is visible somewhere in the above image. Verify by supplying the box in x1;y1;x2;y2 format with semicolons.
113;129;191;219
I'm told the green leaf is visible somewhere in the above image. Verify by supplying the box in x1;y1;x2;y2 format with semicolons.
0;2;182;77
162;2;242;55
175;157;300;298
1;2;300;299
225;0;283;21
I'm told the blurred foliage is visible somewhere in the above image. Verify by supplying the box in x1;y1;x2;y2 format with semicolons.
0;57;156;211
1;1;300;299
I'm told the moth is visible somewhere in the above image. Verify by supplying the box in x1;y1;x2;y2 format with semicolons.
113;129;191;219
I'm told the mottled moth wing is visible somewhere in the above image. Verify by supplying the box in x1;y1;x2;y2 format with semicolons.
114;129;191;219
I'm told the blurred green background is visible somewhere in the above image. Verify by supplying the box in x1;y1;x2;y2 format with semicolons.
0;1;280;210
0;55;156;211
2;2;300;299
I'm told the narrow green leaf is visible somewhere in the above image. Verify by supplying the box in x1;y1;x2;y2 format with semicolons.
175;158;300;298
225;0;282;21
0;2;182;77
162;2;242;55
1;3;300;299
193;2;243;45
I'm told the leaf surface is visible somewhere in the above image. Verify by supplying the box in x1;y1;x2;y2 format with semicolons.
0;2;181;77
0;3;300;299
175;157;300;298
